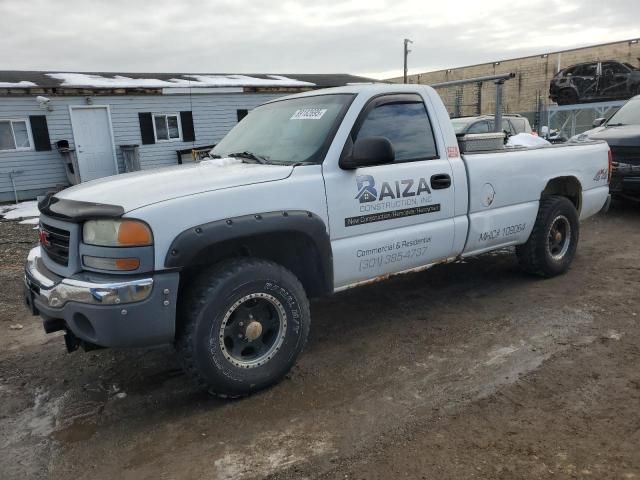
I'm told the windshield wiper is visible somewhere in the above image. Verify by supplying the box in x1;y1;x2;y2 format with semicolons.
228;151;270;164
607;123;627;127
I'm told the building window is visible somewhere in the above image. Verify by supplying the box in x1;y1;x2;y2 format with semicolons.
0;119;33;151
152;114;182;142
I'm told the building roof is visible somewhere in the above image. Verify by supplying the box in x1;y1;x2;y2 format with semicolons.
0;71;377;89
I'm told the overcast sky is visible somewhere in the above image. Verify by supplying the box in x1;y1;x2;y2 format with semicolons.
1;0;639;79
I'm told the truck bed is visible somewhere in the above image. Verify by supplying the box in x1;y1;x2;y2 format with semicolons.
459;140;610;257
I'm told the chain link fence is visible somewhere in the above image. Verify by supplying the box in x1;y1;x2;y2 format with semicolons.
541;101;626;139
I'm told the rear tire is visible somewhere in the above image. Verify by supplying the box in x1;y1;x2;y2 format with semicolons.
516;196;579;277
176;258;310;398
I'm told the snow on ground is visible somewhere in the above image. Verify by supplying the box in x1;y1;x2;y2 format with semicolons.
0;81;37;87
1;201;40;223
45;73;315;89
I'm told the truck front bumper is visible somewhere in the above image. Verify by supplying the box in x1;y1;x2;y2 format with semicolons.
24;247;179;349
611;163;640;199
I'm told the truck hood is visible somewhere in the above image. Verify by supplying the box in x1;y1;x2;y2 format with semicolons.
575;124;640;147
587;124;640;147
55;158;294;212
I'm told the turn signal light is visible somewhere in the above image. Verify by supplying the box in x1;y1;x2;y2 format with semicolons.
83;256;140;271
117;221;153;246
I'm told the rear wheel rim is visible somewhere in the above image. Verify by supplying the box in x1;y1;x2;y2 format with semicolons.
547;215;571;261
218;293;287;369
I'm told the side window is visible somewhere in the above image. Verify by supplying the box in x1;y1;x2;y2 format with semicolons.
355;100;438;162
573;63;597;77
602;62;629;75
510;118;526;133
467;120;489;134
487;119;514;134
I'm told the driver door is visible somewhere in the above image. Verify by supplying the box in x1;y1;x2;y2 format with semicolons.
323;94;456;289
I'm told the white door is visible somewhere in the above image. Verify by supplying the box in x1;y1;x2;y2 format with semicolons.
70;106;117;182
323;93;457;289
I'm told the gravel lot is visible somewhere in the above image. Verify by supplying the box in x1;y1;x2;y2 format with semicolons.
1;201;639;480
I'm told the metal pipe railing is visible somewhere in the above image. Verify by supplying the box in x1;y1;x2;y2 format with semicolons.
431;73;516;132
430;72;516;88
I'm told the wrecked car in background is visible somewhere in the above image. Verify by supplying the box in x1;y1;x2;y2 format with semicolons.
550;60;640;105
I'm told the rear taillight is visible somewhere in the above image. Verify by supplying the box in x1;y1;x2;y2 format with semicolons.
608;149;613;183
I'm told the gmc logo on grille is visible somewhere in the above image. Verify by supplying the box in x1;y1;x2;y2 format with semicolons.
38;229;51;247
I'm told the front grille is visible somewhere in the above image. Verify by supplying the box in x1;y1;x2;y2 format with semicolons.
40;223;70;266
610;146;640;166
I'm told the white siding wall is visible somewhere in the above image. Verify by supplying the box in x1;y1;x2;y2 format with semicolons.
0;92;281;201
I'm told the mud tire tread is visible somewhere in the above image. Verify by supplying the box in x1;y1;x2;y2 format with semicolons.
175;258;310;399
516;195;579;278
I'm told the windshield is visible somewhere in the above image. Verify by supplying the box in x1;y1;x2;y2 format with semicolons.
607;97;640;126
451;118;472;134
212;94;354;164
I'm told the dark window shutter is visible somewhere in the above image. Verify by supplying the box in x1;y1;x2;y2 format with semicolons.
138;112;155;145
237;109;248;122
29;116;52;151
180;111;195;142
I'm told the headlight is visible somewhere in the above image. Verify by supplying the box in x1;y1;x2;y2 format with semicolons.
83;219;153;247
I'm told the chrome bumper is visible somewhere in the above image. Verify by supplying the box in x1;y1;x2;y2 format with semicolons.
25;247;153;308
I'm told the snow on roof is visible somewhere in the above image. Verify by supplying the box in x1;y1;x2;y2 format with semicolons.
0;81;37;87
0;71;378;90
45;73;316;88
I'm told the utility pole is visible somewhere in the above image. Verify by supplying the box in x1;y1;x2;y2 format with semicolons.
403;38;413;84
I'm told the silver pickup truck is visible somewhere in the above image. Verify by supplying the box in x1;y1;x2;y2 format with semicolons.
25;84;611;397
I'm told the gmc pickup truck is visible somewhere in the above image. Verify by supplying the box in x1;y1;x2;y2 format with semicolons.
25;84;611;398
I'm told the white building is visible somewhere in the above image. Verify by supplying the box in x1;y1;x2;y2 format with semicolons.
0;71;374;201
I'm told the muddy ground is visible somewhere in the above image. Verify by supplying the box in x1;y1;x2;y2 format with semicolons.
1;202;639;480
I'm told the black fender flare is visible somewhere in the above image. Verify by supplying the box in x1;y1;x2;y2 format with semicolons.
165;210;333;294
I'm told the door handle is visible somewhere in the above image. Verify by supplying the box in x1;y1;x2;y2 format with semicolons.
430;174;451;190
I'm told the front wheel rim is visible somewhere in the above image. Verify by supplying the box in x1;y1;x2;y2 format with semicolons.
218;292;287;369
547;215;571;261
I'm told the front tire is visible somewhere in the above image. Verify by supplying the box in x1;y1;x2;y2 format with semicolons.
516;196;579;277
176;258;310;398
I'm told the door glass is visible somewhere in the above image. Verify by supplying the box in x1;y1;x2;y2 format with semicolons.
167;115;180;139
510;118;526;133
602;62;629;75
467;121;489;134
486;119;513;133
574;63;597;77
154;116;168;140
12;121;30;148
356;101;437;162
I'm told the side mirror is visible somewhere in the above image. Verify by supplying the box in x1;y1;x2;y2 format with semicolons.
340;136;395;170
593;117;606;128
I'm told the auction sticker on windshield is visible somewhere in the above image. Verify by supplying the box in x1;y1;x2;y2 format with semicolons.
291;109;328;120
